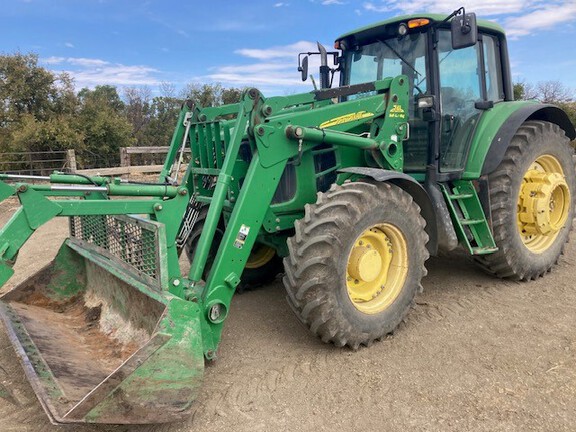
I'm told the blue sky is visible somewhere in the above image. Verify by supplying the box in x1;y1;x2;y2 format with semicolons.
2;0;576;96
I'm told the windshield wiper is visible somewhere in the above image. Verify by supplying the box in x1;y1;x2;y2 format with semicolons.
378;38;422;78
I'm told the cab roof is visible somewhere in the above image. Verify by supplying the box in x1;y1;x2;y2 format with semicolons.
337;13;505;41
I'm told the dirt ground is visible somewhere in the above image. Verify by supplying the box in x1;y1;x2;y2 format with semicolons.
0;202;575;432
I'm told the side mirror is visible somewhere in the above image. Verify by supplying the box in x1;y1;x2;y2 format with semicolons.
298;56;309;82
451;12;477;49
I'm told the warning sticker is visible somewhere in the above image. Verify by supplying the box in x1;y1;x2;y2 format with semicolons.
233;224;250;249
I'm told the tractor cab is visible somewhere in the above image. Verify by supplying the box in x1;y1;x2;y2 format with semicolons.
331;11;511;178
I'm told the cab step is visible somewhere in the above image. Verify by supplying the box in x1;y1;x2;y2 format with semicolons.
441;180;498;256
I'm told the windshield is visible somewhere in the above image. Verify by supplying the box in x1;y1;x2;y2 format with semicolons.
343;32;428;95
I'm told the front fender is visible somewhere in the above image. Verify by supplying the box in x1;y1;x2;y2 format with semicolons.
338;167;438;255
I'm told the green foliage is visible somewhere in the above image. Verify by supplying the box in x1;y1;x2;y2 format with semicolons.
0;53;80;154
557;102;576;128
124;83;243;149
0;52;57;123
144;95;181;147
513;80;573;103
513;82;525;101
182;83;244;107
0;51;245;166
514;80;575;131
75;86;134;167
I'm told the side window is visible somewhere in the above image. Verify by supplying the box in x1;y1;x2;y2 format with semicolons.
438;32;482;105
437;30;482;171
483;35;504;101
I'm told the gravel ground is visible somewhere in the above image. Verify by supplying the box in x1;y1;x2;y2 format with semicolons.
0;203;575;432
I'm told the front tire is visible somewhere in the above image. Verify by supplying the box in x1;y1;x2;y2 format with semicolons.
185;208;282;291
475;120;576;280
283;181;429;349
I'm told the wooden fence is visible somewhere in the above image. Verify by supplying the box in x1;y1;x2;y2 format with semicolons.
78;146;187;176
0;147;184;177
119;146;190;167
0;149;77;175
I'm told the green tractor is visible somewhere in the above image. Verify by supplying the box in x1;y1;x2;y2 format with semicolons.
0;8;574;424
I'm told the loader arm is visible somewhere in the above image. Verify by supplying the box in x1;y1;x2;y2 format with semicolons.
182;77;410;352
0;76;409;424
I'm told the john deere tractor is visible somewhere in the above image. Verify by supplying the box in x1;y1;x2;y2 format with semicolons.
0;8;574;424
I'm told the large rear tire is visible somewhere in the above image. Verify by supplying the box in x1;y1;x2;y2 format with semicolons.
475;120;576;280
283;181;429;349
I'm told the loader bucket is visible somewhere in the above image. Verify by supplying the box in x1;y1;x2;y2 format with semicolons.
0;215;205;424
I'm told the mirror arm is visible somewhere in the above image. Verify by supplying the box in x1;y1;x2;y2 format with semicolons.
439;6;464;26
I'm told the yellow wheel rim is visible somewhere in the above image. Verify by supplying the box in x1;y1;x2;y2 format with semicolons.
245;244;276;269
517;154;571;253
346;223;408;315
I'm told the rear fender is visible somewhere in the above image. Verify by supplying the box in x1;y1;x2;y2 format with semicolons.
481;105;576;176
338;167;438;255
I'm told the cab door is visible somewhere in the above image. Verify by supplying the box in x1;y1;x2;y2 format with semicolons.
436;29;484;172
435;29;506;173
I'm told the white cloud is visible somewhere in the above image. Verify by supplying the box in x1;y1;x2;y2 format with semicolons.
322;0;345;5
39;56;160;88
64;42;74;48
71;58;109;67
235;41;317;60
43;56;66;64
194;40;337;94
274;2;289;7
213;63;293;74
362;2;389;13
505;2;576;38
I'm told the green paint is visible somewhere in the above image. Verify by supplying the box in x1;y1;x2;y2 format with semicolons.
463;101;538;178
441;181;498;255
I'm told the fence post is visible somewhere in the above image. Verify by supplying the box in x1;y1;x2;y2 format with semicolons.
120;147;130;167
66;149;77;172
28;152;33;175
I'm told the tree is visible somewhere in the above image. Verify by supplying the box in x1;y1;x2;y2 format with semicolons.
76;85;134;167
123;86;152;145
513;80;537;101
536;80;573;104
513;82;525;101
181;83;243;107
557;102;576;128
0;53;81;153
222;87;243;105
513;80;573;103
513;79;575;128
145;95;181;148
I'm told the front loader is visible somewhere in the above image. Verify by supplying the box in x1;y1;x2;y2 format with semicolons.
0;9;575;424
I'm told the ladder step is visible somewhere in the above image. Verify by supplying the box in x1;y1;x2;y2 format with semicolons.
448;193;474;200
459;219;484;225
472;246;499;255
440;181;498;256
190;167;221;175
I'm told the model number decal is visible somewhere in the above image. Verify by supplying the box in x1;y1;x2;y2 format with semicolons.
389;104;406;119
320;111;374;129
